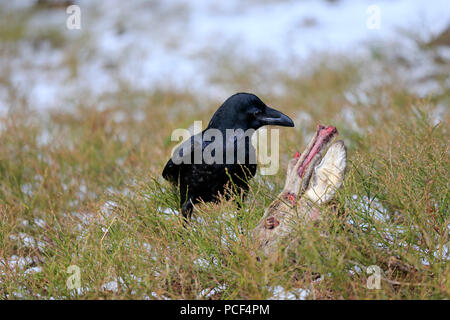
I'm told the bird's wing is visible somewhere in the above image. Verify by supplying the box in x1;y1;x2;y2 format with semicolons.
162;133;205;185
162;158;179;184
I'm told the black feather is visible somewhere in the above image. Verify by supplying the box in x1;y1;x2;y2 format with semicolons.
162;93;294;218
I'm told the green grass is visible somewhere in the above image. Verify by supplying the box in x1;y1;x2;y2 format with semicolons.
0;21;448;299
1;82;448;300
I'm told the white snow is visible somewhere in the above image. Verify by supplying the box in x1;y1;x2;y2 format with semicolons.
0;0;448;113
270;285;310;300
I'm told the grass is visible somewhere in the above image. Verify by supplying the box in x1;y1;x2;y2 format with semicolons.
0;8;448;299
1;75;448;299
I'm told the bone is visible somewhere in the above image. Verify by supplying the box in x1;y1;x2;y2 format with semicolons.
253;125;347;258
303;140;346;204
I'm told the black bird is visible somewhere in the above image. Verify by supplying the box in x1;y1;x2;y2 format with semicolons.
162;93;294;219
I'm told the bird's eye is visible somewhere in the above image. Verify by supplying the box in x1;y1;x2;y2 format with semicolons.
253;110;262;117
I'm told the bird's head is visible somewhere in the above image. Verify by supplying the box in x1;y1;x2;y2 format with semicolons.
207;93;294;131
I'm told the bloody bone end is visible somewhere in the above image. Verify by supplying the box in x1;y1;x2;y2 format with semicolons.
297;124;338;178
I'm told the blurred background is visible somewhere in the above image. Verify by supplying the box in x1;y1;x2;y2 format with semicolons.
1;0;449;113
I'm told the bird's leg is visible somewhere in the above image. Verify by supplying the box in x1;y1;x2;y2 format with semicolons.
181;197;194;225
235;186;248;211
235;189;248;233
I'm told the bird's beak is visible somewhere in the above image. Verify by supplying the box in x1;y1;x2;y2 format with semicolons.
260;106;295;127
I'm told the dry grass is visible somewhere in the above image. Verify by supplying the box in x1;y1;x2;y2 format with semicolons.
0;6;448;299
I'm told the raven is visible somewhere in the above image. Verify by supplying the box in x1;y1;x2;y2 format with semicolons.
162;93;294;219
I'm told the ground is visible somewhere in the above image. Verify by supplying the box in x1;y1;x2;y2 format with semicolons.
0;0;449;299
